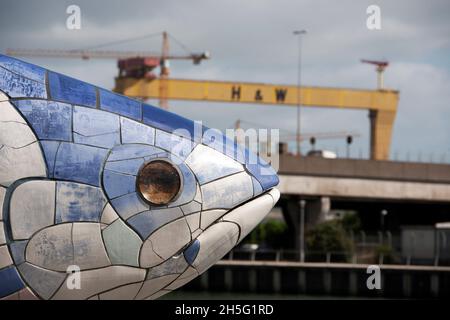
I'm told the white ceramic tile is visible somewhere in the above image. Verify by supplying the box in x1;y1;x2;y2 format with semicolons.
99;282;143;300
0;142;46;187
185;212;200;232
0;187;6;213
192;221;239;274
0;122;36;148
201;172;253;210
148;218;191;260
0;101;26;123
100;203;119;225
0;91;8;101
120;117;155;145
135;274;179;300
222;188;278;243
18;262;66;299
200;209;227;230
165;266;199;291
0;245;13;268
103;219;142;267
185;144;243;185
26;223;74;271
139;238;164;268
72;223;111;269
0;222;6;245
10;180;55;240
52;266;146;300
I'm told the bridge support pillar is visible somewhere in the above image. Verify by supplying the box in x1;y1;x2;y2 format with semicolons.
282;197;331;251
224;268;233;292
200;272;209;291
249;269;257;292
273;270;281;293
306;197;331;226
298;270;306;293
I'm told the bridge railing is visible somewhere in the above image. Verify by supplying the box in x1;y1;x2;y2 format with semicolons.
223;248;450;267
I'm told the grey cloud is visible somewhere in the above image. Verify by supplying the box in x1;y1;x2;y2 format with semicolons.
0;0;449;159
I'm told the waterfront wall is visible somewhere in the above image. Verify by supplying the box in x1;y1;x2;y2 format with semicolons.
181;261;450;298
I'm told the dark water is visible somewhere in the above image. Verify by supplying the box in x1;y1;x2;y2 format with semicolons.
161;291;378;300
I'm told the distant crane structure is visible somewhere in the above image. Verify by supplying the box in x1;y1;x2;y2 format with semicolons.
6;31;210;110
361;59;389;90
6;37;398;160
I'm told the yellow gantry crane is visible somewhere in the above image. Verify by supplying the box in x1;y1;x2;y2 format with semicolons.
115;77;399;160
7;34;399;160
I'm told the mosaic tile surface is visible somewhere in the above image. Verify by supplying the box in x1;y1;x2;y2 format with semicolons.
0;54;279;300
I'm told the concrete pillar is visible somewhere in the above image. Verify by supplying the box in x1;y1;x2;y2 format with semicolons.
224;268;233;292
324;270;332;295
249;269;257;292
349;271;358;296
306;197;331;226
281;197;331;253
273;270;281;294
200;272;209;291
402;274;412;297
298;270;306;294
430;274;439;297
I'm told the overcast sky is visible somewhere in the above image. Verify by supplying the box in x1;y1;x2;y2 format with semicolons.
1;0;449;161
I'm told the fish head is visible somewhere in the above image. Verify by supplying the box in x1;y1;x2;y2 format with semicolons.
0;54;279;299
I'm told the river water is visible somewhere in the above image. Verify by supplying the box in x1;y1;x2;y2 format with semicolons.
161;291;374;300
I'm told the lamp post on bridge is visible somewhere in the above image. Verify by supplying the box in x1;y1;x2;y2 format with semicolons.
293;29;307;156
299;199;306;262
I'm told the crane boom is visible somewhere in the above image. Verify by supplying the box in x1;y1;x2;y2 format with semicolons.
5;48;209;61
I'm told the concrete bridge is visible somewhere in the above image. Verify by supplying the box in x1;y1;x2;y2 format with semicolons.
278;154;450;202
275;155;450;244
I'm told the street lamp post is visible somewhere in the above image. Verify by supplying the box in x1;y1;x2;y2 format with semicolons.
299;199;306;262
381;209;388;232
293;30;307;156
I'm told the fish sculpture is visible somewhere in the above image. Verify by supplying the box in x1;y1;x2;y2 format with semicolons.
0;54;279;300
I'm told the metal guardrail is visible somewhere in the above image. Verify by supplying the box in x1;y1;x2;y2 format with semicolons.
224;249;450;267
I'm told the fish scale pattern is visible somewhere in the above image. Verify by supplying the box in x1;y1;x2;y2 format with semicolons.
0;55;279;300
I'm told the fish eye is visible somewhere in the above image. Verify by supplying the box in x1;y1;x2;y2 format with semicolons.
137;159;181;206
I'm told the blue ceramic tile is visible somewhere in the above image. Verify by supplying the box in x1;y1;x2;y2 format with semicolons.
142;103;199;140
184;239;200;265
252;177;263;196
9;240;28;265
13;99;72;141
202;128;245;164
244;149;279;191
73;106;120;148
40;141;60;177
103;170;137;199
0;55;46;83
104;158;143;176
110;192;148;220
155;129;194;160
55;182;106;223
54;143;108;186
120;117;155;145
0;266;25;298
127;208;183;240
108;144;160;161
0;67;46;99
100;89;142;121
169;163;196;207
48;71;96;107
185;144;243;185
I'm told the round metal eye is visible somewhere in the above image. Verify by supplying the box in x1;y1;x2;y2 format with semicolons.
137;160;181;205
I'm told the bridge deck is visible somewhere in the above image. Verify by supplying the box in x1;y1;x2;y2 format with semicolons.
278;155;450;184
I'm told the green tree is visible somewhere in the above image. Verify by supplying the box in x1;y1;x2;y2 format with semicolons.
306;220;354;261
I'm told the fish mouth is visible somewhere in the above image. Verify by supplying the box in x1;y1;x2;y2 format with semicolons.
220;187;280;241
184;188;280;274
